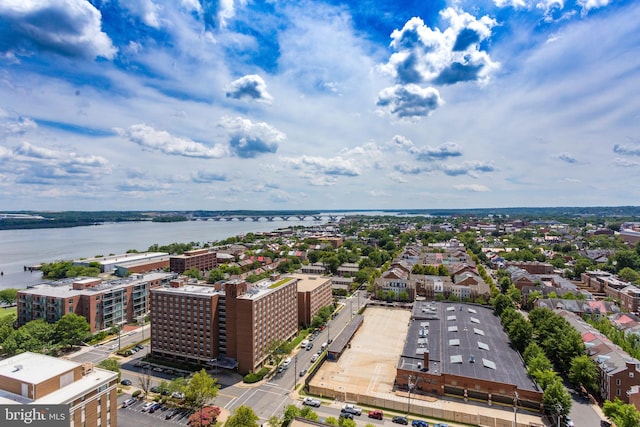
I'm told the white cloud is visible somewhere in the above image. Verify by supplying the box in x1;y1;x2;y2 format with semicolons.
578;0;611;14
117;124;228;158
454;184;490;192
417;142;463;161
283;155;361;177
119;0;163;28
226;75;273;104
613;158;640;167
380;10;499;86
7;141;111;185
0;0;117;59
376;84;443;119
441;161;497;176
613;143;640;156
555;152;578;163
495;0;528;8
218;117;284;158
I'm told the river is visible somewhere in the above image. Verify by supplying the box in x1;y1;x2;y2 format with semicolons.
0;217;328;290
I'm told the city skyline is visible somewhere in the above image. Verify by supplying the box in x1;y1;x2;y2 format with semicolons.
0;0;639;211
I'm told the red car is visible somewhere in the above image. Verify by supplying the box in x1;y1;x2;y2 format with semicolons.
368;410;383;420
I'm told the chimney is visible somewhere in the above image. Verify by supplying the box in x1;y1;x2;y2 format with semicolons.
423;351;430;371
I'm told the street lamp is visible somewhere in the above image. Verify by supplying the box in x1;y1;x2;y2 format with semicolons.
406;375;419;416
293;356;298;389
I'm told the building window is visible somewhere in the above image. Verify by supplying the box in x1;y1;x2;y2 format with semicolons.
617;379;621;385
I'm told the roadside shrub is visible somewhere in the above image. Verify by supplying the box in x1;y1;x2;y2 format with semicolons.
132;390;141;398
243;373;262;383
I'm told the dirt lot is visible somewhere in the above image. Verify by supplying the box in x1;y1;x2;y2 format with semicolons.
310;306;410;397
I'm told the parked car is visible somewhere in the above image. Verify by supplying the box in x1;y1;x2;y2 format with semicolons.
171;391;185;399
299;369;307;377
433;423;448;427
165;409;179;420
141;402;154;412
152;367;163;372
120;379;132;386
368;410;383;420
341;404;362;416
310;354;318;362
149;386;160;393
122;397;137;408
392;416;409;425
339;412;354;420
149;403;162;413
412;420;428;427
302;397;321;407
564;416;574;427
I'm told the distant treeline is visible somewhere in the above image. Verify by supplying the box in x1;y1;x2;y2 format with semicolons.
2;207;640;231
0;211;150;230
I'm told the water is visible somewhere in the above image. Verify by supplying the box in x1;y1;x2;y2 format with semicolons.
0;218;327;290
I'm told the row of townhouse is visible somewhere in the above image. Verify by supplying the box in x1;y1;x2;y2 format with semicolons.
150;273;333;374
582;270;640;314
374;244;490;301
557;310;640;409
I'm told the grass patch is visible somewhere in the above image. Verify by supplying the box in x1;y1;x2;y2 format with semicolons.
0;307;16;320
269;278;293;289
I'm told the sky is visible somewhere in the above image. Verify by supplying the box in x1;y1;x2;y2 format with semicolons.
0;0;639;211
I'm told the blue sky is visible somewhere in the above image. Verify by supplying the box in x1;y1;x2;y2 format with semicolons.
1;0;639;211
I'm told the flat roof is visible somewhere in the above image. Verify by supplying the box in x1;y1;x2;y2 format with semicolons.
74;252;168;265
0;352;78;385
399;301;539;391
290;273;332;292
152;285;221;297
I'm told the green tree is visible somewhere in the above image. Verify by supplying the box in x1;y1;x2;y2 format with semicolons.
267;415;282;427
0;288;18;305
542;379;572;416
339;417;356;427
618;267;640;284
2;319;56;355
299;406;319;421
507;316;533;353
97;358;121;382
325;417;339;426
493;293;515;316
225;405;259;427
603;398;640;427
184;267;202;280
523;342;545;365
55;313;90;349
184;369;219;412
282;404;300;425
568;355;598;392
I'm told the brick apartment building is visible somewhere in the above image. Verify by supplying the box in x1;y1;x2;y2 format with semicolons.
0;352;118;427
170;248;219;273
504;261;554;275
558;310;640;404
17;272;175;332
290;274;333;326
151;276;299;374
582;270;640;314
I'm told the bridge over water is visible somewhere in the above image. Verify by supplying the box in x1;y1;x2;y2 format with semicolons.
195;213;343;222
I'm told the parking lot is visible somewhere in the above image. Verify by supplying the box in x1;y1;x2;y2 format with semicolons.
117;394;195;427
310;306;411;397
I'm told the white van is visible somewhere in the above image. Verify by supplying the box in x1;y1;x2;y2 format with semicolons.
321;342;328;351
300;340;309;349
282;357;292;368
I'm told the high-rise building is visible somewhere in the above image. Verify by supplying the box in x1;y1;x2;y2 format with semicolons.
151;276;299;374
0;352;118;427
